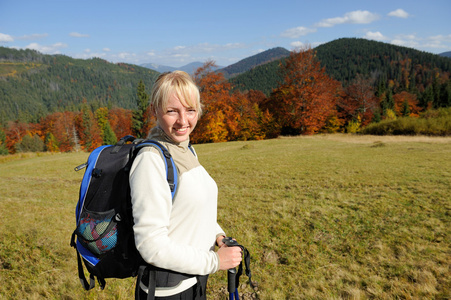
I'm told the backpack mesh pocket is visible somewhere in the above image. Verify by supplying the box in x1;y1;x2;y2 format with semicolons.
76;209;118;256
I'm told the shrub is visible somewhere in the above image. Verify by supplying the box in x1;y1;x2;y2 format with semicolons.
15;134;45;152
361;108;451;136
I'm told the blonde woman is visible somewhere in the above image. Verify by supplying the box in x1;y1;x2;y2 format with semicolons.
130;71;242;299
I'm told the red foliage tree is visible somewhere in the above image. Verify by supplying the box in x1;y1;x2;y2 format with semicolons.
265;46;341;135
192;61;238;143
109;107;133;139
338;74;380;127
4;121;29;153
393;91;422;117
40;111;77;152
192;62;274;142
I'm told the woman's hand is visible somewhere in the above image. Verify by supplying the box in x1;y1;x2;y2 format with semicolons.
217;243;242;270
216;235;226;248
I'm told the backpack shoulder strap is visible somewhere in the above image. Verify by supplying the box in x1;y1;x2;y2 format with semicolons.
134;140;178;200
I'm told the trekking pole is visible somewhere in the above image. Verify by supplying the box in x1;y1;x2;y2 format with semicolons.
223;237;241;300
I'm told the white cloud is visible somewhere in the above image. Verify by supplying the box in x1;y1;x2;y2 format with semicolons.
103;48;111;52
388;9;410;18
364;31;388;41
69;32;90;38
25;42;68;53
0;33;14;42
316;10;380;27
16;33;48;40
389;34;451;50
117;52;136;59
290;41;305;48
281;26;317;38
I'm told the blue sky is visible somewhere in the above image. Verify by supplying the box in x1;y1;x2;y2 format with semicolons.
1;0;450;67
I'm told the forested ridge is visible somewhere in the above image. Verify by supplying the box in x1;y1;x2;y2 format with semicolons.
231;38;451;98
218;47;290;78
0;47;159;124
1;38;451;155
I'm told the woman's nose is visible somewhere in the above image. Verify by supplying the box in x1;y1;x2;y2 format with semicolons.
177;112;187;125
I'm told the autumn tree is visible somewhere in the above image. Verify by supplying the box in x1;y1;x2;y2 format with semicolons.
40;111;77;152
109;107;133;139
265;46;341;135
338;74;380;127
192;61;235;143
95;107;117;145
393;91;422;117
74;102;102;151
4;121;28;153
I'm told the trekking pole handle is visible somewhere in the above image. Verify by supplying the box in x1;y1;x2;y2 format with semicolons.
222;237;241;294
227;266;237;294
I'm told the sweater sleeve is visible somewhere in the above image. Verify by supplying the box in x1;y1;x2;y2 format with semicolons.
130;149;220;275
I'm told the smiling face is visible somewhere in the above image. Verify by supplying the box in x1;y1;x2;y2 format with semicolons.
156;92;198;143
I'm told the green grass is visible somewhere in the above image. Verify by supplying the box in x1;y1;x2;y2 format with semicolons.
1;135;450;299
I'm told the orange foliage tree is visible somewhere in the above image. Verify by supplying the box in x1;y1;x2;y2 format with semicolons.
108;107;133;139
40;111;78;152
74;103;102;151
339;74;380;127
4;121;29;153
192;62;275;143
393;91;422;117
265;46;341;135
192;61;238;143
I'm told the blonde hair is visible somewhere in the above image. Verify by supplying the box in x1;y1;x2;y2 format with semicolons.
150;71;202;117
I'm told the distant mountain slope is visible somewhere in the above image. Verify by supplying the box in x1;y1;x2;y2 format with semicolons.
230;38;451;95
140;63;176;73
141;61;222;74
218;47;290;78
314;38;451;83
440;51;451;58
0;47;159;123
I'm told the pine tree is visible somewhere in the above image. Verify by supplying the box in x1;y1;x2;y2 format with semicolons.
132;80;150;138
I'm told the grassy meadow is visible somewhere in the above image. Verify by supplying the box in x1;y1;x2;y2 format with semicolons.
1;134;450;299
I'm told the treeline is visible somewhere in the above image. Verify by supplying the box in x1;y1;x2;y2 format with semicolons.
2;46;450;155
0;47;159;124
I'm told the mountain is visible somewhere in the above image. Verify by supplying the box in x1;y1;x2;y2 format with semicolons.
140;61;222;74
230;38;451;95
218;47;290;78
440;51;451;58
140;47;290;78
140;63;176;73
0;47;159;124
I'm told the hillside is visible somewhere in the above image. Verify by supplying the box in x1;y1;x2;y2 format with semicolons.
140;61;223;74
218;47;290;78
2;39;450;125
230;38;451;96
0;47;159;124
440;51;451;58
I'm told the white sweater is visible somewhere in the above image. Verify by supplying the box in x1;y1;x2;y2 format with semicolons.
130;128;225;280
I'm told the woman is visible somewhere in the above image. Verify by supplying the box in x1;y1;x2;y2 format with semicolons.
130;71;242;299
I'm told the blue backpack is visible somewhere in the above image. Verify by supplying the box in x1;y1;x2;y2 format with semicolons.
70;136;178;291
